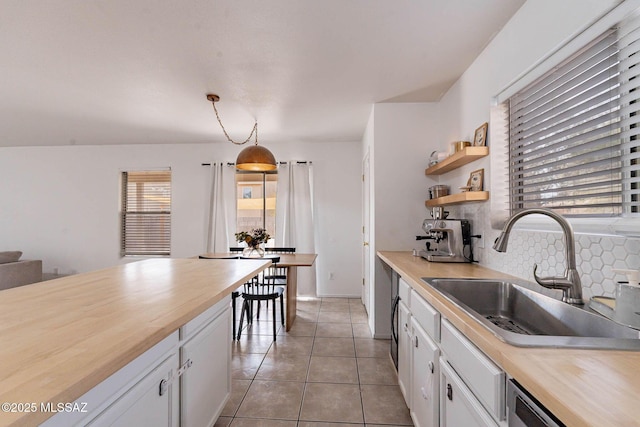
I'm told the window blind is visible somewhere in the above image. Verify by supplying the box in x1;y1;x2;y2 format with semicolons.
121;170;171;256
619;12;640;214
508;14;640;217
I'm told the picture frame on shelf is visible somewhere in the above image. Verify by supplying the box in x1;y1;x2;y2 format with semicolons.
467;168;484;191
473;122;488;146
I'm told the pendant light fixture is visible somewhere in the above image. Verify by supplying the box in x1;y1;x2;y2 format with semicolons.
206;94;277;171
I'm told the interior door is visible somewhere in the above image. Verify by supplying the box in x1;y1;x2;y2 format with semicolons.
362;151;371;313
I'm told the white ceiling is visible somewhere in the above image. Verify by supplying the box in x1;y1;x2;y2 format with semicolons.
0;0;525;147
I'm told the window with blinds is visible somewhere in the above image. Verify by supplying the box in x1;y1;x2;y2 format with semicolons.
507;16;640;217
121;170;171;256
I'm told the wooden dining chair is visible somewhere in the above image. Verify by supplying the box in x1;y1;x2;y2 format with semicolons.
236;256;284;341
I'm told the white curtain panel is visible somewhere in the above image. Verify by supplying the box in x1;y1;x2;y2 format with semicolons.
275;161;317;297
205;163;237;253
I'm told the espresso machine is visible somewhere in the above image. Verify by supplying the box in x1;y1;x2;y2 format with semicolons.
417;207;472;263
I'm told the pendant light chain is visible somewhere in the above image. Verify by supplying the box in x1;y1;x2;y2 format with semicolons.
211;101;258;146
206;93;276;171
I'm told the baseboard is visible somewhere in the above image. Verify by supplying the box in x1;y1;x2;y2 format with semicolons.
373;333;392;340
315;293;362;298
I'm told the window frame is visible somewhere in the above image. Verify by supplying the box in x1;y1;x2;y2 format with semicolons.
507;28;623;218
120;169;172;257
235;170;277;239
489;1;640;237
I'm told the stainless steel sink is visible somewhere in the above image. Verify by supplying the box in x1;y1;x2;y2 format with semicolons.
421;278;640;350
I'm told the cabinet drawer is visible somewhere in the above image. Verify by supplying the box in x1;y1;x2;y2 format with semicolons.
411;289;440;342
181;297;229;340
399;277;411;308
441;320;505;421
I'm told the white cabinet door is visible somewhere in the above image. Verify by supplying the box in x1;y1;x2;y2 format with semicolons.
397;300;412;407
410;317;439;427
441;320;504;421
440;358;498;427
181;305;232;427
88;353;179;427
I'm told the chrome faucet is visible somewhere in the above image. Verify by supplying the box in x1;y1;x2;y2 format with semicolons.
493;208;583;304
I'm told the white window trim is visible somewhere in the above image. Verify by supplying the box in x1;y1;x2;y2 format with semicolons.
120;167;172;257
490;0;640;238
496;0;640;103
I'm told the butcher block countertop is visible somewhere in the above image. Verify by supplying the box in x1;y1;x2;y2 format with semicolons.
0;257;269;427
378;251;640;427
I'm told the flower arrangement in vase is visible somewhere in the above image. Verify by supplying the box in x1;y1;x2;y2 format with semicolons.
235;228;271;257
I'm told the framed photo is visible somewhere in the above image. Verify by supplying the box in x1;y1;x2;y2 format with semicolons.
467;168;484;192
473;122;488;146
242;187;252;199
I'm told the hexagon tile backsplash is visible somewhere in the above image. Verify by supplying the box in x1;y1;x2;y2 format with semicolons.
477;230;640;300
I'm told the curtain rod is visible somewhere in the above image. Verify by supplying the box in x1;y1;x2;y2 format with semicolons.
202;161;312;166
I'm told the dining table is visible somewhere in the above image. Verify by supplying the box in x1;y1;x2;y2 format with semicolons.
198;252;317;331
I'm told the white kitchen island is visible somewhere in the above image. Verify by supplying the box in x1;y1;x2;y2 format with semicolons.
0;258;269;427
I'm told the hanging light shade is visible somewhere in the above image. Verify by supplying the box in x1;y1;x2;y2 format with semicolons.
206;94;277;172
236;144;277;171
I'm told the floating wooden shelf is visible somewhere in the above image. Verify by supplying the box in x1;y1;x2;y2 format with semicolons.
425;146;489;175
425;191;490;207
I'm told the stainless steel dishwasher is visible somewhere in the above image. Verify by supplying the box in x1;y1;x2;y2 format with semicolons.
508;380;564;427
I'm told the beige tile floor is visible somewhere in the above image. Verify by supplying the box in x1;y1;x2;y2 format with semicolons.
215;297;413;427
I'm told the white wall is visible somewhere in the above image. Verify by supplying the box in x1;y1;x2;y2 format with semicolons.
372;103;440;249
0;140;362;297
365;102;441;337
436;0;636;298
